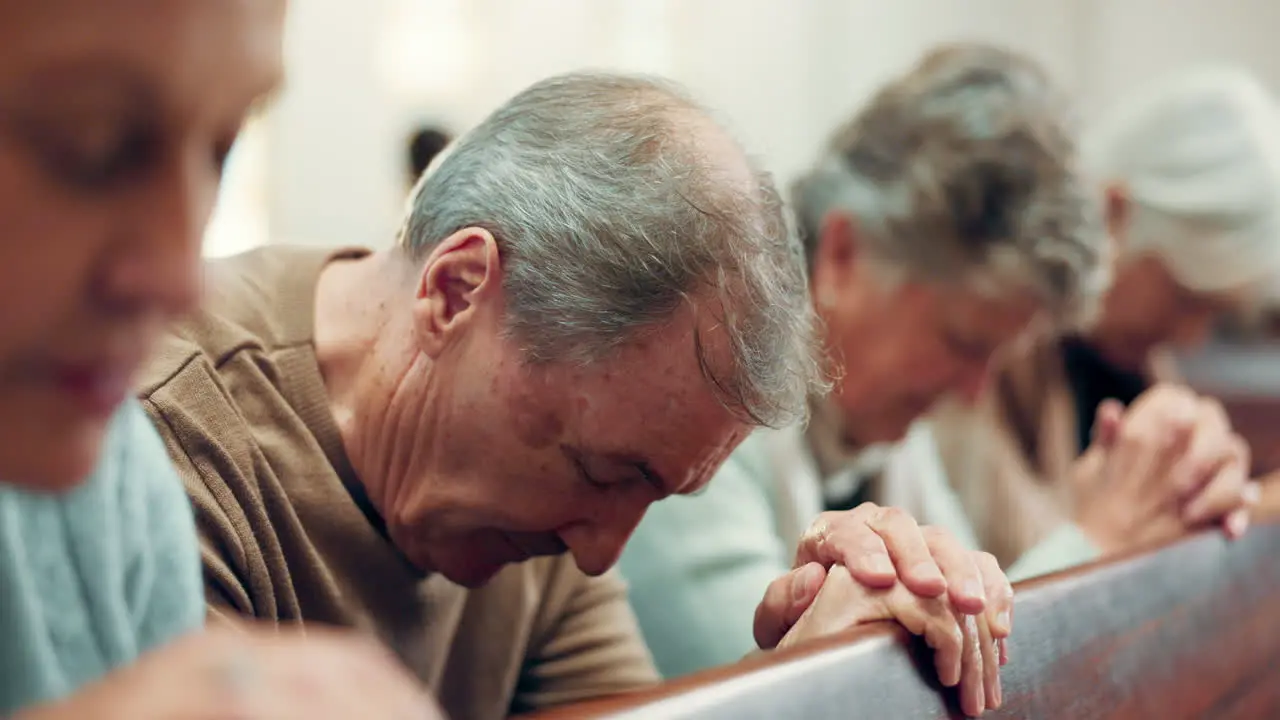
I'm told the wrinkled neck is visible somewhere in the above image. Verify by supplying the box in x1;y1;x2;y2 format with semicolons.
314;251;439;521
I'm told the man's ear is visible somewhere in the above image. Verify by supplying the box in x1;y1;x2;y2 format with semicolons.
413;227;503;358
1104;183;1130;251
810;210;860;310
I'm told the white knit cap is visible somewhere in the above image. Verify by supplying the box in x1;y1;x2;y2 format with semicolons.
1083;65;1280;298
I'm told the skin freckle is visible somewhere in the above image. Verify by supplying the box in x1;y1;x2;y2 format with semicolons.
504;379;565;450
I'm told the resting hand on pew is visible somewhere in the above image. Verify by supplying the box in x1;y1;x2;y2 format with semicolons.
1072;384;1259;552
14;625;440;720
753;504;1010;716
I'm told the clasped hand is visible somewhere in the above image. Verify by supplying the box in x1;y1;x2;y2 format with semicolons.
753;502;1012;717
1073;384;1259;551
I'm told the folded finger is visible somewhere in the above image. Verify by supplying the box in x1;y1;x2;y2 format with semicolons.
1174;411;1237;497
829;523;899;589
1091;399;1125;449
977;613;1002;711
793;506;881;569
867;507;946;597
885;585;963;688
753;563;827;650
957;614;985;718
921;528;984;613
1226;507;1251;540
973;550;1014;638
1182;462;1250;526
1142;420;1195;495
1114;391;1197;485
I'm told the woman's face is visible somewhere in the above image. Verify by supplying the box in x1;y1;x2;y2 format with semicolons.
1091;253;1242;371
0;0;284;490
1089;187;1246;371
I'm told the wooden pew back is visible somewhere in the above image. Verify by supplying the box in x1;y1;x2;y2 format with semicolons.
1178;343;1280;474
531;520;1280;719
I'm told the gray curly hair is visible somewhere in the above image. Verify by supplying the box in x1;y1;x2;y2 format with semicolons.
792;43;1109;326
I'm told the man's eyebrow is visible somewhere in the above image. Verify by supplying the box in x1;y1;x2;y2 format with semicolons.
635;460;668;495
605;452;669;495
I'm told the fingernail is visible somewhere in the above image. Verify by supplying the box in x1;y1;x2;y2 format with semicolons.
963;579;985;602
1244;483;1262;505
996;610;1011;634
1228;512;1250;539
869;555;894;576
909;561;940;582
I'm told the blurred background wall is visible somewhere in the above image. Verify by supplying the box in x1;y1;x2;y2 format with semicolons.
202;0;1280;258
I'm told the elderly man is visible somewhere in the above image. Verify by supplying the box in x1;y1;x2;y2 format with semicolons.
138;72;1011;719
618;44;1257;715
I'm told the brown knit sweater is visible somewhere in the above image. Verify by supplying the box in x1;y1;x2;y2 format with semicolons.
136;246;658;719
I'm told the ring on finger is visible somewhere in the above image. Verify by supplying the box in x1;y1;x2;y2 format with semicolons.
810;520;831;546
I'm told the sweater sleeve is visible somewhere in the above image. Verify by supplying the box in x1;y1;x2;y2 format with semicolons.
616;456;790;678
1007;523;1100;582
137;395;258;622
115;401;206;651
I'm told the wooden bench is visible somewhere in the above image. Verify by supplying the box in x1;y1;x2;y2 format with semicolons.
528;518;1280;719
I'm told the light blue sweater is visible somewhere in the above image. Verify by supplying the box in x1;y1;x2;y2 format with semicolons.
0;400;204;716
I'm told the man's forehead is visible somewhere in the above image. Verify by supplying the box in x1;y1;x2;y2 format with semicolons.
671;420;752;495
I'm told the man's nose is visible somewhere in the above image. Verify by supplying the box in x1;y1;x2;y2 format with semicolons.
559;501;652;577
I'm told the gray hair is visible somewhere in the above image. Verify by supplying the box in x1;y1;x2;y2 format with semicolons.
399;71;825;427
791;43;1108;326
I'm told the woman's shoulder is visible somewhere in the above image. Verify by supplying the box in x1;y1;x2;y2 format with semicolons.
93;399;187;506
13;400;193;549
0;403;155;518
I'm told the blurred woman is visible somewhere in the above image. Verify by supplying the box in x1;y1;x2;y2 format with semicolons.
618;47;1256;696
934;65;1280;567
0;2;435;717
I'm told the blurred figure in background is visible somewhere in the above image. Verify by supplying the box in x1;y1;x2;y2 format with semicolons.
407;124;452;188
933;65;1280;568
0;1;439;718
618;46;1257;702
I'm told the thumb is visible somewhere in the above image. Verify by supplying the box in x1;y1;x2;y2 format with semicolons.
753;562;826;650
1091;399;1125;449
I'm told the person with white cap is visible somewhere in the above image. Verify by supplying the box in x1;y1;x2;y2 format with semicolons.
617;48;1257;705
928;63;1277;573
